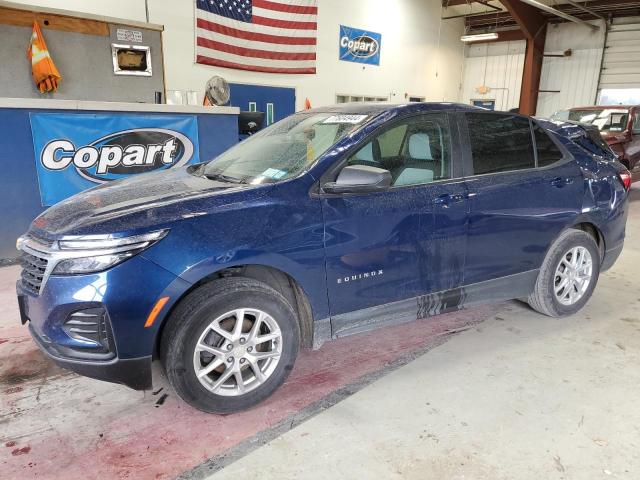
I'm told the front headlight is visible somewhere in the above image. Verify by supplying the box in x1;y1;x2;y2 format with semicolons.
53;252;137;274
51;230;168;275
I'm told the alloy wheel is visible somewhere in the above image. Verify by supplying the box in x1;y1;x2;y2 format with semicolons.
193;308;282;396
554;246;593;306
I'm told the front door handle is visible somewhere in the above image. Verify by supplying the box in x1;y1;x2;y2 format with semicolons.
434;193;465;206
550;177;574;188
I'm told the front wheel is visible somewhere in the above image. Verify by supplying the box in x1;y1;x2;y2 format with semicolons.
160;278;300;413
528;229;600;317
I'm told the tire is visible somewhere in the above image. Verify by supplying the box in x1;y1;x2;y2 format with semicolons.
160;277;300;413
528;229;600;317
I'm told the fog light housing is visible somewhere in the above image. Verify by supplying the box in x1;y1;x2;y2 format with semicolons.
62;307;114;354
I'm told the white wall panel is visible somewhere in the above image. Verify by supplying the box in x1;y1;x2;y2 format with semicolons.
7;0;466;110
536;20;605;117
461;41;525;111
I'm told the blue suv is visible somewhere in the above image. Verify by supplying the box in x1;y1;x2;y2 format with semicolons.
16;103;630;413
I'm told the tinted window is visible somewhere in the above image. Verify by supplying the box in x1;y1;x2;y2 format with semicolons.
534;125;563;167
466;113;535;175
633;112;640;134
348;113;451;186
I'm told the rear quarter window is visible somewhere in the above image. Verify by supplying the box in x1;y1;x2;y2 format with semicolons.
466;113;535;175
534;125;564;167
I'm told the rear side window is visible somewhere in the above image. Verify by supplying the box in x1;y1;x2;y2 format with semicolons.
534;125;563;167
466;113;535;175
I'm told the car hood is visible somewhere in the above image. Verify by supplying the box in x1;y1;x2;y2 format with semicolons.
29;165;262;237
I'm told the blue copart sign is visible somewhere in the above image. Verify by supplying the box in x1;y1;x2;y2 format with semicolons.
339;25;381;66
30;113;200;206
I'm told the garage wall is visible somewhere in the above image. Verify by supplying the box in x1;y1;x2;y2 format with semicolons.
599;17;640;90
536;20;606;117
460;41;525;111
7;0;466;109
0;23;165;102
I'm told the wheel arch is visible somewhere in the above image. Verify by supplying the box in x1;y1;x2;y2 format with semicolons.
571;221;605;262
154;264;316;359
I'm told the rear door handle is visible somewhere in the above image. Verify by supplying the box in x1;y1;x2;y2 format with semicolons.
550;177;574;188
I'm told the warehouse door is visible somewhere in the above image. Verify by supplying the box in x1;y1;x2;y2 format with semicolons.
598;18;640;104
228;83;296;126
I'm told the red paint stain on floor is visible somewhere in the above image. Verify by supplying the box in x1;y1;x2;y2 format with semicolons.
0;265;500;479
11;446;31;456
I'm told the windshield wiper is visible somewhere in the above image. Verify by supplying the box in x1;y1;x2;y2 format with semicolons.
203;172;244;184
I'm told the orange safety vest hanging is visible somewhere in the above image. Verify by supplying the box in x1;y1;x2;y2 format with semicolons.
27;21;62;93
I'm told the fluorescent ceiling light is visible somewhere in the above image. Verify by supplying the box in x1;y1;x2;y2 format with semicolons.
460;32;499;43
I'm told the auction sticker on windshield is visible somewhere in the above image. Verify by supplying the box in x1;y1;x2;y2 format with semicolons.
261;168;287;179
322;114;368;124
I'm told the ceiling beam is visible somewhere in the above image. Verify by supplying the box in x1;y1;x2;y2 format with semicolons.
517;0;599;29
466;0;640;28
442;0;488;6
480;28;526;42
500;0;546;39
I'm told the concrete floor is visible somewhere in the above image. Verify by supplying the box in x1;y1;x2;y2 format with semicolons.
2;187;640;479
207;187;640;480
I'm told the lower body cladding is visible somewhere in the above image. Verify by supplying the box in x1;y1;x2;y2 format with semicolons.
16;254;190;390
324;240;624;342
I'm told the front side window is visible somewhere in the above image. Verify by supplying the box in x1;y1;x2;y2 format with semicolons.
347;113;452;186
203;112;368;184
633;112;640;134
534;124;563;167
466;113;535;175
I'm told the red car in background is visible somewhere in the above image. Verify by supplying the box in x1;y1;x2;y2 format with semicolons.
552;105;640;171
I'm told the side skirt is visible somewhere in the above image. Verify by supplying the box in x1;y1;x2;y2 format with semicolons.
317;269;539;342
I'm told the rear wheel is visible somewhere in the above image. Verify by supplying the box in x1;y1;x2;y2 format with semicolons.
528;229;600;317
161;278;300;413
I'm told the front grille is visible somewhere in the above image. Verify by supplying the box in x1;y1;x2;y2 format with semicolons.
20;251;49;295
62;308;114;354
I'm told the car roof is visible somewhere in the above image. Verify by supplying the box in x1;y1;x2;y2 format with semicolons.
306;102;482;116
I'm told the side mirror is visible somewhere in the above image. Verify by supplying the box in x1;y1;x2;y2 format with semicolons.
322;165;392;194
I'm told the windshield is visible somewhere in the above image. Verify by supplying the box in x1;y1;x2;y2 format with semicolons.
553;108;629;133
203;112;369;184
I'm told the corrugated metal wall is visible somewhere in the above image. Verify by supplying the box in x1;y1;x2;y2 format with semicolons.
536;20;606;117
599;16;640;90
460;41;525;111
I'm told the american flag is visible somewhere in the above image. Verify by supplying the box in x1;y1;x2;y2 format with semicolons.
195;0;317;74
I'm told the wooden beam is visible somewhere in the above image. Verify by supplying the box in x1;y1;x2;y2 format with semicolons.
443;0;487;6
0;6;109;36
499;0;546;39
519;26;546;115
481;28;526;43
499;0;547;116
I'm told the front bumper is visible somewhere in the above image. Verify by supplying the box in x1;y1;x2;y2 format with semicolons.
17;254;191;390
29;323;152;390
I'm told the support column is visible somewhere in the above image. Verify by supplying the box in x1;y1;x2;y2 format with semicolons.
501;0;548;115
